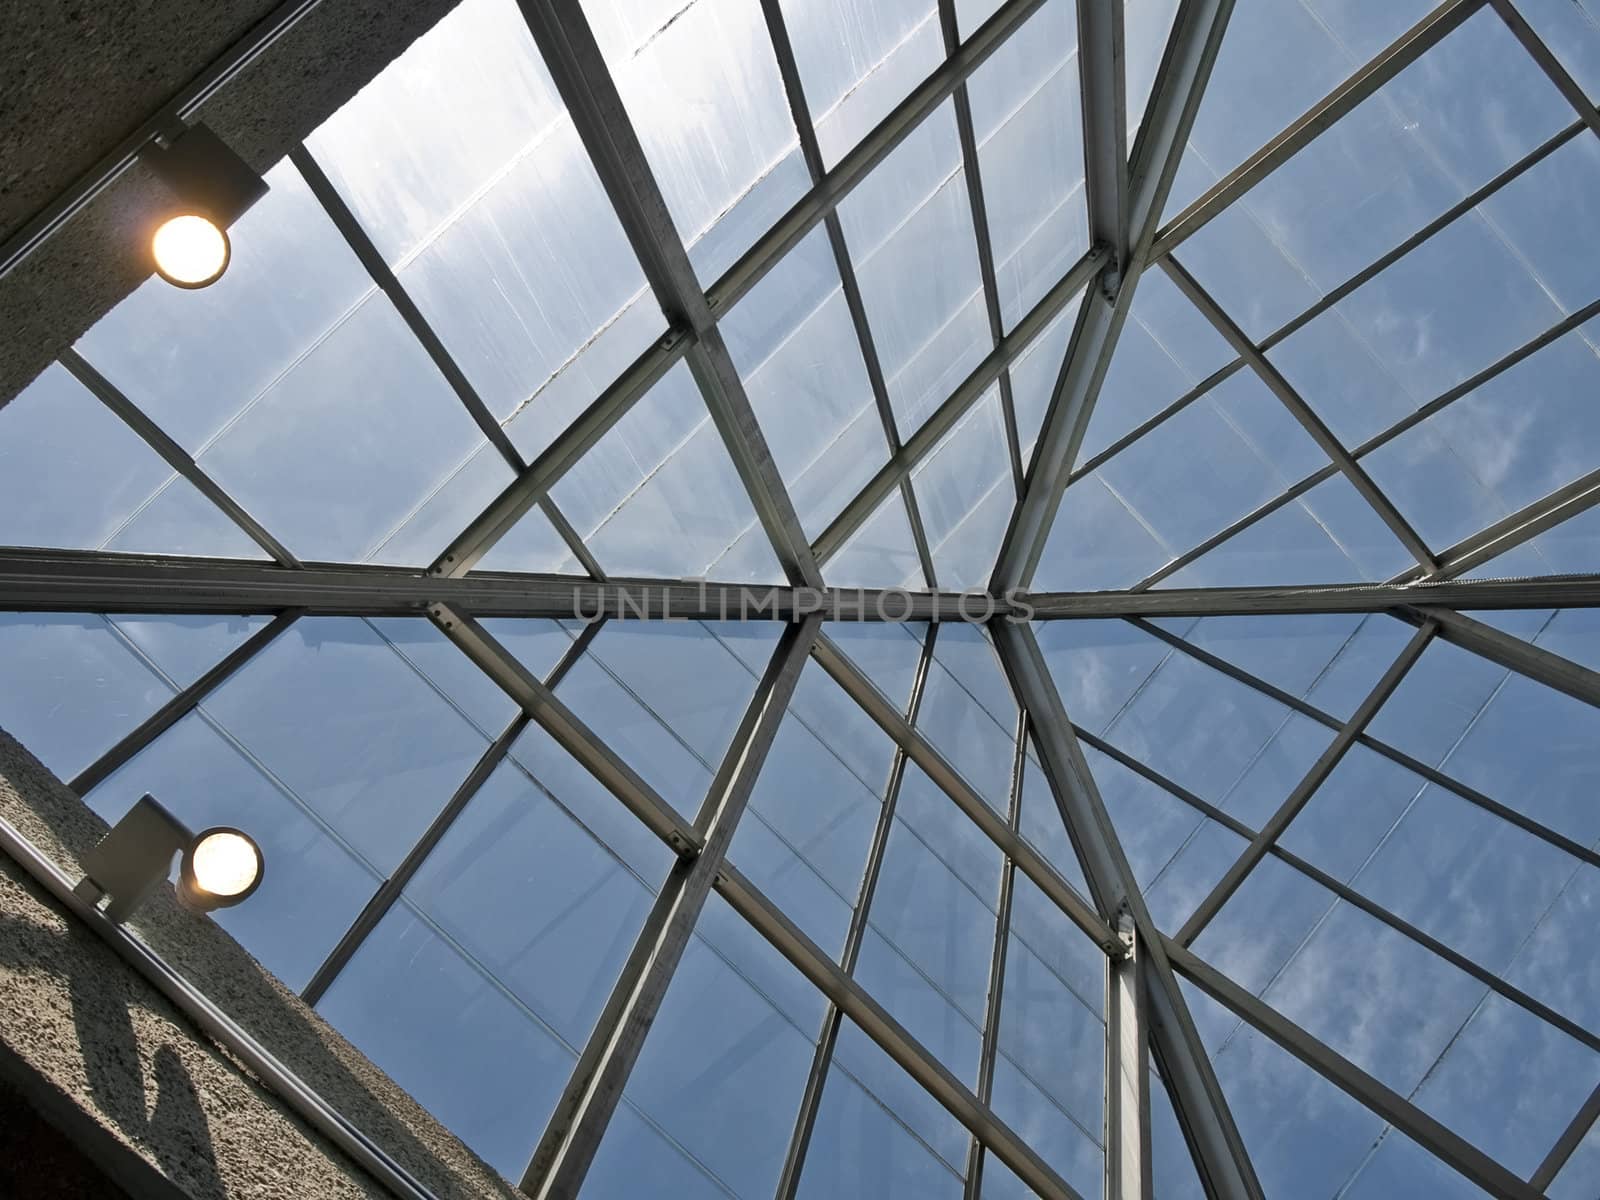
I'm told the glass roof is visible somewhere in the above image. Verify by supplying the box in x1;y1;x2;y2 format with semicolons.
3;1;1600;1197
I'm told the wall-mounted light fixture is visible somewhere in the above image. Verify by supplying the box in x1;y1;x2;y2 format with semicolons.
140;124;268;289
74;794;263;922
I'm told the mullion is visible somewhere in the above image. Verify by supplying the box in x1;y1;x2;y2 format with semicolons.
59;349;299;566
962;708;1026;1199
757;0;941;588
774;623;940;1200
938;0;1027;499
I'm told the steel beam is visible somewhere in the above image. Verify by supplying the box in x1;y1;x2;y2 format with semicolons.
1423;607;1600;709
0;0;324;281
991;0;1235;590
0;548;978;620
1148;0;1487;261
1024;576;1600;617
1077;0;1129;262
812;631;1116;951
1531;1082;1600;1192
991;620;1263;1200
514;1;821;591
1411;465;1600;582
60;350;299;566
1106;913;1151;1200
68;610;300;796
1174;622;1435;947
1158;257;1438;571
519;616;820;1197
1166;940;1539;1199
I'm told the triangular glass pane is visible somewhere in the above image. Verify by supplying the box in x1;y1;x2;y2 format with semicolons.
822;486;926;590
1151;1059;1207;1200
1514;0;1600;102
1124;0;1180;146
823;622;926;715
720;225;890;540
964;0;1089;330
1010;305;1074;464
1175;10;1576;342
0;364;264;558
307;0;659;435
547;359;784;582
911;387;1013;590
473;491;578;574
1079;264;1234;464
1162;474;1414;588
915;627;1016;812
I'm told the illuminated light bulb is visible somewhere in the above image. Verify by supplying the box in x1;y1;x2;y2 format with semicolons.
151;213;230;288
177;827;263;912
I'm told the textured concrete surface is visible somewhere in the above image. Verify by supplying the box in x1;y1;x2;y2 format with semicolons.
0;727;524;1200
0;0;459;407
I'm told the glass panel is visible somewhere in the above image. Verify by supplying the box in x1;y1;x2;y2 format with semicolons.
371;615;534;737
1362;313;1600;551
837;101;989;435
822;487;927;589
317;902;574;1179
1125;0;1181;143
1268;133;1600;448
911;389;1012;591
108;614;273;688
305;0;658;431
1340;1130;1495;1199
0;364;259;558
1009;305;1074;463
965;0;1089;330
1164;0;1438;218
589;0;808;283
822;621;925;713
590;894;817;1199
0;615;171;778
194;617;494;875
1163;473;1414;588
1177;9;1573;340
915;631;1016;811
1080;265;1237;463
1512;0;1600;101
797;1021;965;1199
1034;473;1173;591
1370;638;1600;846
1551;1115;1600;1200
720;225;889;539
548;359;784;582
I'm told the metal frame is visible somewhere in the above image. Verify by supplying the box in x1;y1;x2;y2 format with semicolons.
9;0;1600;1197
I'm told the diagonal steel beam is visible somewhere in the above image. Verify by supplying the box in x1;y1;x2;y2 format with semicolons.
1077;0;1129;262
1148;0;1487;261
1173;622;1435;946
1421;606;1600;708
1406;465;1600;582
1166;939;1539;1199
517;615;820;1197
60;349;300;566
1489;0;1600;139
991;0;1235;590
513;0;821;590
1531;1082;1600;1192
990;619;1263;1199
1158;256;1438;571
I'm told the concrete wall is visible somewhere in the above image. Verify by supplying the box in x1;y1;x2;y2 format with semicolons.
0;727;524;1200
0;0;459;408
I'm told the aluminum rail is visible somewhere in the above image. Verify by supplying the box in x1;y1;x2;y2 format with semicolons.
0;812;441;1200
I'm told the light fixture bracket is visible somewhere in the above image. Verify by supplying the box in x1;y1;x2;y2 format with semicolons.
141;123;268;228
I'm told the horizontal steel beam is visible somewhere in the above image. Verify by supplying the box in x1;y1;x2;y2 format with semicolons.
1025;577;1600;617
0;549;978;620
